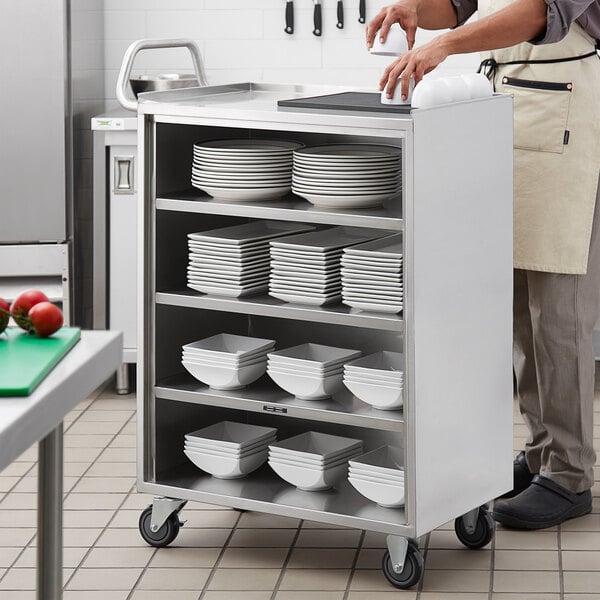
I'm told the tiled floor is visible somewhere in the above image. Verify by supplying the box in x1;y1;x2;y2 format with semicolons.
0;383;599;600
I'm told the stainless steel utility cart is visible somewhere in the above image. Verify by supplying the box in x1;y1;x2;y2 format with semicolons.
135;82;514;589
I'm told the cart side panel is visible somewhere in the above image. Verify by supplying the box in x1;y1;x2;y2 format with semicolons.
411;96;514;537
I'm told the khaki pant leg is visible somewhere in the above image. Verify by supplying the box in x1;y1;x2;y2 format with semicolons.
513;269;546;473
525;179;600;492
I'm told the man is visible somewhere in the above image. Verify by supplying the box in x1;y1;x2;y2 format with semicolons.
368;0;600;529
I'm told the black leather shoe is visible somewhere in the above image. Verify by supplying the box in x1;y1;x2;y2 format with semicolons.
498;451;535;499
493;475;592;529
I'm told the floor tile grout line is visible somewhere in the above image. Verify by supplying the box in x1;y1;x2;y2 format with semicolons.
268;518;304;600
341;528;365;600
61;410;138;590
123;539;159;600
196;507;243;599
557;524;564;600
488;518;496;600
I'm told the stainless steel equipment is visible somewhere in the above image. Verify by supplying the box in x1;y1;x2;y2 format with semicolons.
93;40;208;394
134;82;514;589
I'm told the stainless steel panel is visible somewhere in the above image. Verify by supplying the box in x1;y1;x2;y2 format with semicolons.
0;0;67;243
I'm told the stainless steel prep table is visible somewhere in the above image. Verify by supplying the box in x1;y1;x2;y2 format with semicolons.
0;331;122;600
134;82;514;588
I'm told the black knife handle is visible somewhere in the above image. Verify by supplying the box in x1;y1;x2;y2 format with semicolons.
359;0;366;24
337;1;344;28
284;1;294;34
313;3;322;36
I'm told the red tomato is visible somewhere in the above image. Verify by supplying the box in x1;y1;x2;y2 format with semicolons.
10;289;49;331
0;297;9;334
27;302;63;338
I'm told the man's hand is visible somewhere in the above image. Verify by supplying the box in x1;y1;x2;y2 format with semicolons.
366;3;419;51
380;38;449;100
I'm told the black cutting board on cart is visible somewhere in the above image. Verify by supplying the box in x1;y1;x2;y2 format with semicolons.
278;91;412;114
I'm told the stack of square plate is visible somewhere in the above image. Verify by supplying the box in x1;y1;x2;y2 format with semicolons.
292;144;402;208
267;343;362;400
341;234;403;314
187;221;314;298
182;333;275;390
268;431;363;491
344;351;404;410
269;227;385;306
184;421;277;479
348;445;405;507
192;139;302;201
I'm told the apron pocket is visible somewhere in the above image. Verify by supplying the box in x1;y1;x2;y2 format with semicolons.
498;76;573;154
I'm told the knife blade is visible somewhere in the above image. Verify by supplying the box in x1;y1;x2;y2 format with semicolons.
358;0;366;24
313;0;322;36
336;0;344;29
284;0;294;34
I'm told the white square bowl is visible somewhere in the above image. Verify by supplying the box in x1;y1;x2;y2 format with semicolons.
182;333;275;359
343;377;403;410
348;445;404;476
268;368;344;400
185;422;277;449
348;476;405;507
270;431;363;460
343;372;403;386
267;360;344;376
268;446;361;468
269;459;349;491
267;343;362;369
182;350;270;366
183;359;266;390
184;447;268;479
348;466;404;483
185;434;276;456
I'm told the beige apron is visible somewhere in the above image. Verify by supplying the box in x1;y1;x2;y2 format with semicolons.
479;0;600;274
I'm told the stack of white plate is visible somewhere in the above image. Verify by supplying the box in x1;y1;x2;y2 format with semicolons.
267;343;362;400
341;234;403;314
269;227;384;306
182;333;275;390
192;139;302;202
344;351;404;410
184;421;277;479
348;446;405;507
292;144;402;208
187;221;314;298
269;431;363;491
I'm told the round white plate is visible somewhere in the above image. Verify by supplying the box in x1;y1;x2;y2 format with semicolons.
195;139;303;152
193;170;292;181
191;184;290;201
293;165;400;178
343;299;402;313
294;144;401;159
192;177;291;188
269;291;342;306
292;191;396;207
194;156;292;167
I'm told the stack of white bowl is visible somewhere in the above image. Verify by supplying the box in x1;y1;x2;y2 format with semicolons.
269;431;363;491
267;343;362;400
187;221;314;298
182;333;275;390
269;227;384;306
292;144;402;208
191;139;302;202
184;421;277;479
341;233;403;314
344;351;404;411
348;446;405;507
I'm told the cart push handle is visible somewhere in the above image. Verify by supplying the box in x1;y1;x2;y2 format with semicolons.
116;38;208;112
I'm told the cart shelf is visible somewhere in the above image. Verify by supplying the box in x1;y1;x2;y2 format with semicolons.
156;290;404;331
156;373;405;432
156;192;403;230
147;463;411;536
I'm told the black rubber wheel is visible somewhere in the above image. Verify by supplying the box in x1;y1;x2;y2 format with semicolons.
454;506;495;549
138;506;180;548
381;545;424;589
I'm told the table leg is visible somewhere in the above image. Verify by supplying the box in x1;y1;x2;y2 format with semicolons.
37;423;63;600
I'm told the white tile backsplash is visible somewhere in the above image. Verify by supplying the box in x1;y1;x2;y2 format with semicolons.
100;0;481;101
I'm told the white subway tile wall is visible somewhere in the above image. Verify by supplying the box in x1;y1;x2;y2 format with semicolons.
102;0;480;106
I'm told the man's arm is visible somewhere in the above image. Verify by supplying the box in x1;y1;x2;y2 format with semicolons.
367;0;462;51
379;0;548;99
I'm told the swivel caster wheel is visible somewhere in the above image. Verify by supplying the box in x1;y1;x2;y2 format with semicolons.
381;541;424;589
139;506;181;548
455;505;495;549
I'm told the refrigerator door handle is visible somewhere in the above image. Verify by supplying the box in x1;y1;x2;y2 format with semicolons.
114;155;135;195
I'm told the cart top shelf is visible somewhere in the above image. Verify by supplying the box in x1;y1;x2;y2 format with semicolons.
137;82;417;133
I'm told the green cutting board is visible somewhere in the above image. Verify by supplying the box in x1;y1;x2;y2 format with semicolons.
0;327;81;396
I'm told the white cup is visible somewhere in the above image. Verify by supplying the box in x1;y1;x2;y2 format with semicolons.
460;73;493;99
441;76;471;102
411;78;454;109
381;78;415;105
370;23;409;56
